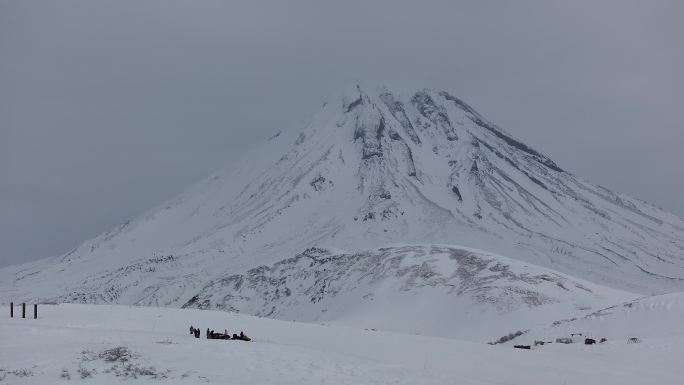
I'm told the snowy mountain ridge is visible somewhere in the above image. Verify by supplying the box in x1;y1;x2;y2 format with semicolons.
1;83;683;337
180;244;633;341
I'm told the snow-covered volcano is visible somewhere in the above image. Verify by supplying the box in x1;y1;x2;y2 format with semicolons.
2;84;683;332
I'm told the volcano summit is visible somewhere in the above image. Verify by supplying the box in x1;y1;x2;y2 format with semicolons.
2;84;683;339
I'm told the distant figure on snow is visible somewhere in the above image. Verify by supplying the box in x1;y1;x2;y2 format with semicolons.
237;331;251;341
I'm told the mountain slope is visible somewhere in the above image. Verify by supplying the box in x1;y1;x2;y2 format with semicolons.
1;83;683;328
181;244;633;341
503;291;684;346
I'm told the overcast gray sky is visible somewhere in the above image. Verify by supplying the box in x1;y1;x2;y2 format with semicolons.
1;0;683;268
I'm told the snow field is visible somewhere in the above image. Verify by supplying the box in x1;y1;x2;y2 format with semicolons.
1;302;683;384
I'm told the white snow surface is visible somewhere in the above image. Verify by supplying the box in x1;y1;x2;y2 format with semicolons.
180;244;635;342
1;301;683;385
510;291;684;345
1;83;684;343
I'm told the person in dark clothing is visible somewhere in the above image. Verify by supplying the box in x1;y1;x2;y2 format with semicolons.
235;331;250;341
194;328;200;338
206;328;210;339
190;325;194;335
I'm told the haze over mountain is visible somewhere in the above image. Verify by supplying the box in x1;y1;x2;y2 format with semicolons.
4;1;684;271
2;84;683;339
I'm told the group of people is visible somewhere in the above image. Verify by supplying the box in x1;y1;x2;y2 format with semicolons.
189;325;251;341
189;326;201;338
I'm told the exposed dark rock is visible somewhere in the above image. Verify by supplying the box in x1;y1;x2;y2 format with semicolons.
379;92;421;144
439;91;480;116
411;91;458;141
470;115;563;172
345;95;363;113
451;186;463;201
354;114;386;160
310;175;327;191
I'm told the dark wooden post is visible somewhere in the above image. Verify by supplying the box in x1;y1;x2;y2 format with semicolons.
22;303;26;318
34;304;37;319
10;302;13;318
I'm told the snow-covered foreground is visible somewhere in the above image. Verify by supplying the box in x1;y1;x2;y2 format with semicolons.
1;302;682;384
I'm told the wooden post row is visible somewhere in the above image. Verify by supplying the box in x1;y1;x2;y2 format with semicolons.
8;302;36;319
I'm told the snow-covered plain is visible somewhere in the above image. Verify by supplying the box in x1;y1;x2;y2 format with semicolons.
2;301;683;385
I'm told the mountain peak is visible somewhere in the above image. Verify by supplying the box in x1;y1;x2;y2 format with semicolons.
313;85;563;175
2;84;684;319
